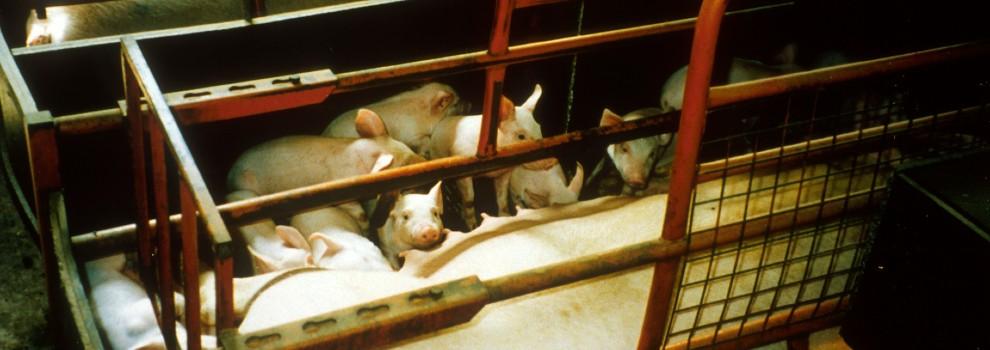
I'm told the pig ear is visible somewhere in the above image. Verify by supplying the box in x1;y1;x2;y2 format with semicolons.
371;153;395;173
428;181;443;214
275;225;310;251
432;90;454;114
355;109;389;138
498;96;516;122
600;108;623;127
309;233;343;262
522;84;542;113
569;162;584;196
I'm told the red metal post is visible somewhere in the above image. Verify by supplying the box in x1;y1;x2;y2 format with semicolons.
149;120;178;350
477;0;514;157
638;0;730;348
180;181;201;350
214;256;235;330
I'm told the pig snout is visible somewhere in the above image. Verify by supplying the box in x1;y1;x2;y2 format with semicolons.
624;173;648;189
412;224;443;247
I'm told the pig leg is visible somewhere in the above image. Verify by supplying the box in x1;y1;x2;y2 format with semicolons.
493;173;512;217
455;177;478;229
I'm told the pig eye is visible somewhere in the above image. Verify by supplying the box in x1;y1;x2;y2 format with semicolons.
516;133;526;140
403;214;409;221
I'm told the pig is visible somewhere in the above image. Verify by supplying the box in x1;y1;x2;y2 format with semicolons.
24;0;358;46
599;108;677;195
377;181;447;268
227;108;425;274
86;254;216;350
659;45;803;113
323;82;470;157
428;84;556;228
509;161;584;209
270;206;392;272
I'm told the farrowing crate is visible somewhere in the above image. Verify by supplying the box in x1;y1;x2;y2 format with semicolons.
1;0;988;349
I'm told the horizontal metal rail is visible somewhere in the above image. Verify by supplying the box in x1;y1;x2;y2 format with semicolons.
50;3;792;133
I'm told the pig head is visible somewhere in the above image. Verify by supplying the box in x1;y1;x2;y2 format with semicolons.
600;108;675;191
378;181;446;269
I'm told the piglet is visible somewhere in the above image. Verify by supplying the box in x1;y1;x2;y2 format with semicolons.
273;206;392;272
227;108;425;274
509;161;584;209
86;254;216;350
599;108;677;195
323;82;470;157
378;181;447;269
429;84;556;228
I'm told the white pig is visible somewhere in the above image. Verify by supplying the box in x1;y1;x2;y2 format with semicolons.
377;181;447;268
227;109;425;274
86;254;215;350
509;161;584;208
428;84;556;228
599;108;677;194
276;206;392;271
323;82;470;157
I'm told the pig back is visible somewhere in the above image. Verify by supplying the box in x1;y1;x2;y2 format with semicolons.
227;136;384;195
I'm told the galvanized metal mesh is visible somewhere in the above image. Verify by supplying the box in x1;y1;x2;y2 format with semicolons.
663;62;989;349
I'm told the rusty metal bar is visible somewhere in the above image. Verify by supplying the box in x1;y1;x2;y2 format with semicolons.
180;181;201;350
640;0;729;348
477;0;513;157
708;41;990;108
124;64;158;311
24;111;63;332
121;36;236;333
148;120;179;349
50;3;790;132
515;0;570;8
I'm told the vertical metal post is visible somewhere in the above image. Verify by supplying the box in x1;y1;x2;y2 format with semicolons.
24;111;60;333
180;181;201;350
149;120;179;350
637;0;730;348
477;0;515;157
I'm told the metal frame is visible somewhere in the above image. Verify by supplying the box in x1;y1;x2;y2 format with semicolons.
2;0;989;349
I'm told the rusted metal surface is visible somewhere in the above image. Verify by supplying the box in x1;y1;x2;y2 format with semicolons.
220;277;489;350
638;260;681;350
640;0;729;348
215;256;236;330
54;108;125;135
49;191;105;349
515;0;570;9
180;182;202;350
0;27;41;235
708;41;990;108
148;121;179;349
49;3;791;134
478;0;512;157
25;111;63;325
124;65;155;294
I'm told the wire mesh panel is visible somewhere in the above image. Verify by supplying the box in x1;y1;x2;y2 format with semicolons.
663;59;990;348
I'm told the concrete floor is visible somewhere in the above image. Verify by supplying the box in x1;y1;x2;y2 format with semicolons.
0;170;52;349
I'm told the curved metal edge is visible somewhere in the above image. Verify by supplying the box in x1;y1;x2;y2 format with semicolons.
0;27;41;236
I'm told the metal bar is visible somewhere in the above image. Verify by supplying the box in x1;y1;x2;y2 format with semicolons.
49;191;105;349
54;108;124;135
0;27;41;235
478;68;507;157
489;0;514;56
180;181;201;350
708;41;990;108
121;36;236;333
24;111;63;337
148;120;179;350
640;0;729;348
120;37;233;250
123;56;163;327
50;3;791;132
515;0;570;8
